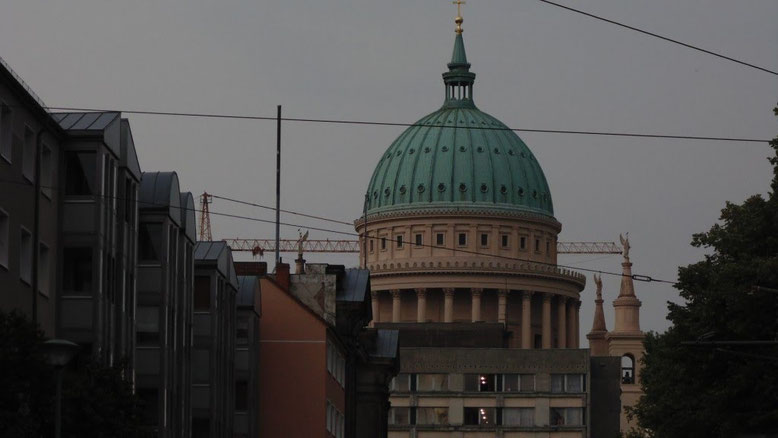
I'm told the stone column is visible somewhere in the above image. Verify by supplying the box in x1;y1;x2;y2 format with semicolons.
542;294;552;349
557;296;567;348
371;290;380;325
391;289;401;323
443;288;455;323
471;288;483;322
497;289;508;324
416;288;427;323
567;299;576;348
521;291;533;349
573;300;581;348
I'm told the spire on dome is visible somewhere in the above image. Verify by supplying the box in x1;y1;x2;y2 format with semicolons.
611;234;642;334
587;274;610;356
442;7;476;108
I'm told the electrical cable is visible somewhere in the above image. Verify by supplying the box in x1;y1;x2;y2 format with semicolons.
537;0;778;76
0;177;679;285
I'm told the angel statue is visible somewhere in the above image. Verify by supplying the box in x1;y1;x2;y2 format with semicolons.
297;229;309;259
619;233;630;261
593;273;603;298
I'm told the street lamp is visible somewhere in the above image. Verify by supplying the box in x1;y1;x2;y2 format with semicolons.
42;339;79;438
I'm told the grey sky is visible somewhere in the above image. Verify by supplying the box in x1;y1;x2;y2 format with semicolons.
2;0;776;341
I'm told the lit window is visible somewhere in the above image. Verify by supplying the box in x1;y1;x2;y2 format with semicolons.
0;103;12;162
464;374;496;392
19;228;32;284
622;354;635;384
463;407;495;426
22;127;34;182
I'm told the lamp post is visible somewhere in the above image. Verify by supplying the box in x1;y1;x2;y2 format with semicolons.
41;339;79;438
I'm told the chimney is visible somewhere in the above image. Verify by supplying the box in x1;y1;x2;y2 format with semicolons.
295;256;306;275
275;262;290;290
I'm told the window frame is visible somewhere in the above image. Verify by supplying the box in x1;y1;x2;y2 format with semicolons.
38;242;50;296
22;125;35;183
19;227;32;285
435;232;444;246
40;143;53;199
395;234;403;249
457;232;467;247
414;233;423;247
0;208;8;269
0;102;12;163
480;233;489;248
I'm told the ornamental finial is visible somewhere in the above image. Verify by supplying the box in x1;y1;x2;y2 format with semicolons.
453;0;465;34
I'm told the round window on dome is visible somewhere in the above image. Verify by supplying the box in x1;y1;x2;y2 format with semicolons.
396;150;402;156
384;188;391;197
459;146;467;152
508;150;514;156
373;191;378;199
441;146;449;152
399;185;407;195
518;187;525;197
480;184;488;193
437;183;446;192
493;148;500;154
459;183;467;192
417;184;425;193
532;190;538;199
408;149;415;155
477;146;484;153
500;185;508;194
424;147;431;153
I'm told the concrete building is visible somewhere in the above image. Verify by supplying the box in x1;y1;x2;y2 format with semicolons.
255;261;399;438
0;56;66;336
354;14;621;437
135;171;196;436
234;274;261;438
192;241;239;438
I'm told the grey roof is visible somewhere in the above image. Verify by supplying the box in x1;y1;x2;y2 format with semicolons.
120;119;142;180
0;55;47;109
236;276;260;311
179;192;196;243
52;111;121;155
194;241;238;289
337;268;370;302
371;329;399;359
139;172;182;226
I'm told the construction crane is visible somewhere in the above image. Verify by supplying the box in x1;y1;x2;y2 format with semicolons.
222;238;621;256
198;192;621;256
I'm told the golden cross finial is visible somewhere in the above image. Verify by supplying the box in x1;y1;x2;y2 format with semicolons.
453;0;465;34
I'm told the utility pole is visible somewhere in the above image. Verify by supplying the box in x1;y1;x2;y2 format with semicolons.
275;105;281;266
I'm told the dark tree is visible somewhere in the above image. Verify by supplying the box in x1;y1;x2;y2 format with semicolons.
628;108;778;437
0;310;148;437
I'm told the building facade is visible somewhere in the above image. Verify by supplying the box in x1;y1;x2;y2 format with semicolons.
234;274;261;438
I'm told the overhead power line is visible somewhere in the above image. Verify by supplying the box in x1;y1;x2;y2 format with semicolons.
537;0;778;76
0;177;678;285
43;106;770;144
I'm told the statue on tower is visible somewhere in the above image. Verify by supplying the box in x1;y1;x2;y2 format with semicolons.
619;233;631;262
594;273;603;299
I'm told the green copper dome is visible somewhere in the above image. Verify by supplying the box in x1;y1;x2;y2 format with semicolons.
365;33;554;217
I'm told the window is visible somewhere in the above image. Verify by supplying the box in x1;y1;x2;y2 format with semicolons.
502;374;534;392
64;151;96;196
535;239;541;252
464;407;496;426
136;306;160;345
236;316;249;345
480;233;488;247
622;354;635;384
0;103;11;162
520;236;527;250
38;243;50;296
502;407;535;426
501;234;509;248
415;233;423;247
22;127;34;182
19;228;32;284
326;340;345;386
388;407;410;425
416;407;448;425
194;276;211;311
546;240;551;254
138;223;163;262
191;349;209;383
40;145;52;198
63;247;92;294
381;237;386;250
137;387;159;426
458;232;467;247
436;233;444;246
369;239;374;252
192;418;210;438
550;407;584;426
391;374;411;392
551;374;585;393
0;209;8;268
416;374;448;391
464;374;496;392
396;234;403;249
235;380;248;411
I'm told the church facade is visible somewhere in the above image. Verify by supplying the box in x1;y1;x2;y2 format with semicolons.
355;11;640;438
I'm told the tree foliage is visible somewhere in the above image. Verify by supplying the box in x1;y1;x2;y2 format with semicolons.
628;107;778;437
0;310;148;437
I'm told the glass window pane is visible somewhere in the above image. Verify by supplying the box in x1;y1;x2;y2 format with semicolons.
551;374;564;393
138;223;163;262
388;407;410;425
65;151;96;196
416;407;448;425
194;276;211;310
503;408;535;426
567;407;583;426
464;374;479;392
63;247;92;294
520;407;535;426
502;374;519;392
417;374;448;391
550;407;566;425
566;374;583;392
